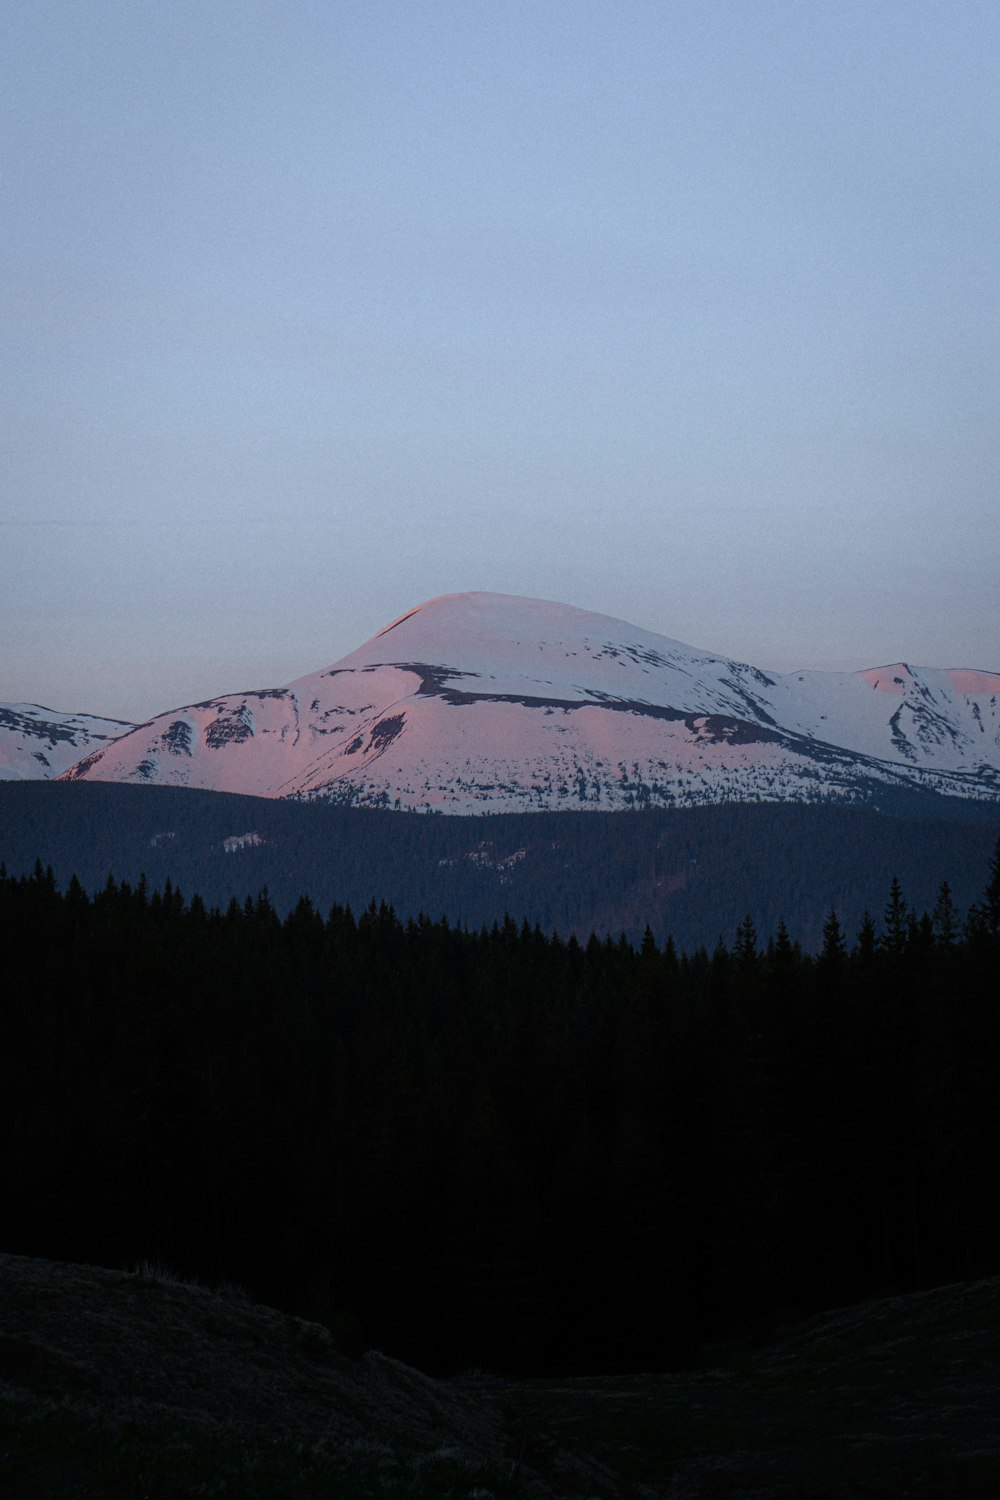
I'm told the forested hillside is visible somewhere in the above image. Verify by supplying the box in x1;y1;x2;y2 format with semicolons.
2;779;998;952
3;848;999;1375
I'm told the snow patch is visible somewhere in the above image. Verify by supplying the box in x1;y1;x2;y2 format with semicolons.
223;832;264;853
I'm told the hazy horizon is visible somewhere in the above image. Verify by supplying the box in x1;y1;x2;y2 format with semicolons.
5;581;998;727
4;2;998;721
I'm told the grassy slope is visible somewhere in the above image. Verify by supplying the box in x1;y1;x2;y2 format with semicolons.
3;1253;1000;1498
502;1278;1000;1497
0;1254;518;1499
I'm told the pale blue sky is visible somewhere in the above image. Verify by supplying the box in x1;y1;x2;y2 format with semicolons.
3;0;998;720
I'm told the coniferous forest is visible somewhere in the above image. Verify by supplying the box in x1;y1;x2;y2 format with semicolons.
2;781;999;955
2;847;999;1377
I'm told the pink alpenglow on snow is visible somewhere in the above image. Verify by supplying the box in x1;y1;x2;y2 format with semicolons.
54;592;1000;813
946;669;1000;696
858;666;914;694
0;704;135;782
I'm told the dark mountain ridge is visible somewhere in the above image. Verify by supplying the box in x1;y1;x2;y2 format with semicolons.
2;779;997;952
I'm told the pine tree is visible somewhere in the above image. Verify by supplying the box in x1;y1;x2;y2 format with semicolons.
769;919;797;967
880;877;909;958
854;910;877;964
820;909;846;965
982;836;1000;936
734;914;758;966
932;881;960;947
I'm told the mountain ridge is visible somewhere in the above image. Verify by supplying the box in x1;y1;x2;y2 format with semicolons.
0;703;136;782
35;591;1000;812
3;782;998;955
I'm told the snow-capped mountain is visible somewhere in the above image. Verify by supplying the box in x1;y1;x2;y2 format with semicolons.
0;704;135;782
58;592;1000;813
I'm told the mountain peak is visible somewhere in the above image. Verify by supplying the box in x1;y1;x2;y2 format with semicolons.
857;665;914;693
332;592;702;684
44;595;1000;814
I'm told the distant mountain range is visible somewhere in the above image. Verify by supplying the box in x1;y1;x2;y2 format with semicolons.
0;703;135;782
5;592;1000;812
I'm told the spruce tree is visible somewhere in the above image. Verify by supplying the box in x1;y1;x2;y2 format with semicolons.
854;910;877;963
982;836;1000;936
820;909;846;965
932;881;960;947
880;877;909;958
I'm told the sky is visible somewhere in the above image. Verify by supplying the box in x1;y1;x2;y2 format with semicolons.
3;0;999;722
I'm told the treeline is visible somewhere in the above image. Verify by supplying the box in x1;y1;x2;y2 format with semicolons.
1;850;999;1375
3;780;999;952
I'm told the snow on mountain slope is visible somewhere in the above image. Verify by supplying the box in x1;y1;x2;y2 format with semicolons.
0;704;135;782
769;662;1000;772
58;593;1000;812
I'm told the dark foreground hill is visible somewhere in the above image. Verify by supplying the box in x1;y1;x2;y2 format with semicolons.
2;780;998;950
3;1252;1000;1498
0;1252;516;1500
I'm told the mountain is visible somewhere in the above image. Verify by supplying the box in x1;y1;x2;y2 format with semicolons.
0;703;135;781
58;592;1000;813
3;783;998;953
